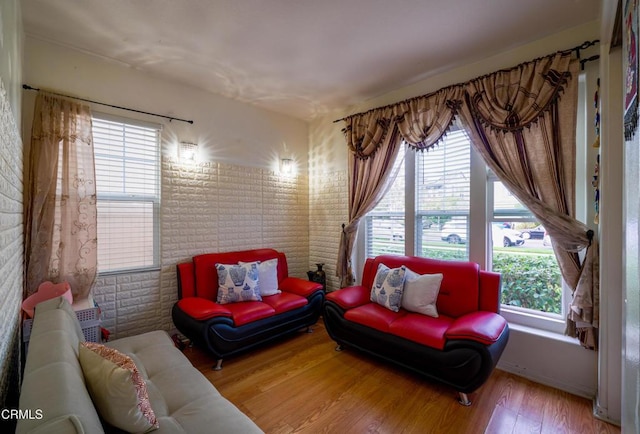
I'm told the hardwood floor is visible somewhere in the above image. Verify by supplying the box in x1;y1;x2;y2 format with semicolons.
183;321;620;434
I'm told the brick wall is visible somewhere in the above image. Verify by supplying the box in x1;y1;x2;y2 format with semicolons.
309;169;348;292
0;80;23;408
93;157;309;338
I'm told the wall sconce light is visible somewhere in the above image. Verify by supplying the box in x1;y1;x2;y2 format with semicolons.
280;158;294;176
179;141;198;162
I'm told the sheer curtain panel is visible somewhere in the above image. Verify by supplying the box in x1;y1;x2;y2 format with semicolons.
24;91;98;301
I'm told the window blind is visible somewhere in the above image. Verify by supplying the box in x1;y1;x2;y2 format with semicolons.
366;147;406;257
93;114;160;273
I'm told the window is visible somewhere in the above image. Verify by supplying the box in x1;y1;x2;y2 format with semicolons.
93;114;161;273
416;129;470;260
366;147;406;257
488;179;566;332
362;127;573;332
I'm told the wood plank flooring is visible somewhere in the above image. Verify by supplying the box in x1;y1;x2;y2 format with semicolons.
183;321;620;434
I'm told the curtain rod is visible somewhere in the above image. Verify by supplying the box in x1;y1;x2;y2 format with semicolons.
22;84;194;125
333;39;600;124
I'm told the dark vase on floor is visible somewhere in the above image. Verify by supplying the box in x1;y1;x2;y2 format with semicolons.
307;263;326;292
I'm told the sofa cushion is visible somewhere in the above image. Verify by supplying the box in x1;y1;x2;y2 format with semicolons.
240;258;280;296
344;303;404;333
176;297;232;321
370;264;407;312
401;270;443;318
363;255;480;318
261;292;308;314
388;313;454;350
17;298;105;434
216;262;262;304
78;342;159;433
106;330;263;433
193;249;287;300
225;301;276;326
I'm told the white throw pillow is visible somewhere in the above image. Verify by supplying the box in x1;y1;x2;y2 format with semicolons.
370;263;407;312
401;268;443;317
216;262;261;304
239;258;280;296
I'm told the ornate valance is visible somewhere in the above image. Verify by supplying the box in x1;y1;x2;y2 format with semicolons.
339;48;584;160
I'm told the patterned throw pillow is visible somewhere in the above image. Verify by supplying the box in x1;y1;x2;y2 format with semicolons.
78;342;159;433
370;263;407;312
216;262;262;304
239;258;280;296
401;268;444;317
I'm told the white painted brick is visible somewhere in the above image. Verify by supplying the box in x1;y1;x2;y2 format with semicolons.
94;157;312;339
0;81;24;406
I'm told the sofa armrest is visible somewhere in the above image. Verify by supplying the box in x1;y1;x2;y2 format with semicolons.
445;311;507;345
176;297;232;321
479;270;501;313
325;285;370;310
279;277;323;297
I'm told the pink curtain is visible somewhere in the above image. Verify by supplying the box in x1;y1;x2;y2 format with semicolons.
24;91;98;301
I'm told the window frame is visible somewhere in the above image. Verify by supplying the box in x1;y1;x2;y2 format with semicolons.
92;112;161;275
358;125;584;334
486;175;569;334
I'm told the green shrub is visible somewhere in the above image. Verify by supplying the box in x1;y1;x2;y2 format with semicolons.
492;253;561;314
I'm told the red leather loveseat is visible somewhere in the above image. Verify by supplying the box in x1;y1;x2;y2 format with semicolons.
323;255;509;405
172;249;324;369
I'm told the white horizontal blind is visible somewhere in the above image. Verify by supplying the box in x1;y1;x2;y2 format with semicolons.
416;129;470;259
366;147;406;257
93;114;160;273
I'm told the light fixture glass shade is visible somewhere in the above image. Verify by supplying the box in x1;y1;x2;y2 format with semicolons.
280;158;293;175
179;142;198;162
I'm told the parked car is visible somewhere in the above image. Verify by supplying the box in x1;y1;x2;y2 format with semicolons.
492;224;525;247
377;220;404;241
439;222;525;247
520;225;545;240
440;221;468;244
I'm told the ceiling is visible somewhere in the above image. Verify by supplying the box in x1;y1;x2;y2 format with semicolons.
21;0;601;121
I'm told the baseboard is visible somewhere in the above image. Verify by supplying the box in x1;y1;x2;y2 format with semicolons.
593;400;622;427
497;361;596;399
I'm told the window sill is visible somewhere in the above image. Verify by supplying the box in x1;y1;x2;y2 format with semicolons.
97;266;161;277
505;321;581;346
500;307;566;334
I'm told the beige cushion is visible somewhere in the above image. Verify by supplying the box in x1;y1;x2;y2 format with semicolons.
78;342;159;433
401;269;443;317
240;258;280;296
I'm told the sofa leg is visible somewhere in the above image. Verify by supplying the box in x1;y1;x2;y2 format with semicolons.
457;392;472;406
213;359;223;371
335;344;343;352
306;326;314;333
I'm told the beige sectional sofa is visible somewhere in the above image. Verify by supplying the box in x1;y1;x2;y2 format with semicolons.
17;296;263;433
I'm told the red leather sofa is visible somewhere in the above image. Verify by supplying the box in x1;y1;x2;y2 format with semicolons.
172;249;324;369
323;255;509;405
